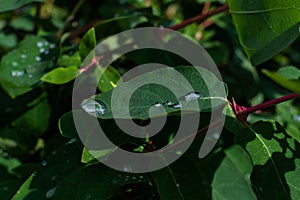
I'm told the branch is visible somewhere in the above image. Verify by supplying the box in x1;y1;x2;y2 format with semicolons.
236;93;299;117
168;4;229;30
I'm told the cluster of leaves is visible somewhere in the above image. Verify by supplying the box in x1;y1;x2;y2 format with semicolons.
0;0;300;199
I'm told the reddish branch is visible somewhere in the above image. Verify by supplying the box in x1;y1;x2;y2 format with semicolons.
236;93;299;117
168;4;229;30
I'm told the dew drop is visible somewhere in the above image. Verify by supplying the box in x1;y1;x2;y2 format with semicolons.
293;114;300;122
40;48;45;53
172;103;182;109
36;42;43;48
183;92;202;101
152;102;162;107
49;44;56;49
41;160;47;166
44;41;49;46
66;138;77;145
2;186;8;191
11;70;24;77
35;56;42;61
12;61;18;66
45;187;56;198
176;183;180;187
81;99;106;117
132;176;136;180
51;176;57;181
123;164;132;172
21;54;27;59
139;175;144;179
165;101;173;106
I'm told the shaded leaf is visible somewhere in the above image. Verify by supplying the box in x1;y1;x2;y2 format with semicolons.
262;69;300;94
227;0;300;65
0;0;45;13
96;65;122;92
79;28;97;61
212;145;257;200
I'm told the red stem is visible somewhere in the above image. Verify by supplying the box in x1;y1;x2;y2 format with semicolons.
168;4;229;30
237;93;299;116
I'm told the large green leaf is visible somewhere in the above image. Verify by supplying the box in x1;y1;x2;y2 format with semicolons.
82;66;227;119
235;120;300;199
0;35;57;98
0;0;45;13
227;0;300;65
212;145;257;200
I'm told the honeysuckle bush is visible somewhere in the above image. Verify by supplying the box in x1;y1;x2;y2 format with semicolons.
0;0;300;199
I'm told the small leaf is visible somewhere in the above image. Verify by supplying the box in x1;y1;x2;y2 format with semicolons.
79;28;97;60
212;145;257;200
41;66;78;85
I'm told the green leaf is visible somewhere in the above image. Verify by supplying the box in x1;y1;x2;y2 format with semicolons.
81;147;115;164
152;156;210;200
212;145;257;200
57;52;81;67
79;28;97;60
235;120;300;199
227;0;300;65
12;99;51;137
96;65;122;92
41;66;78;85
0;35;57;98
262;69;300;94
277;66;300;79
0;0;45;13
83;66;227;120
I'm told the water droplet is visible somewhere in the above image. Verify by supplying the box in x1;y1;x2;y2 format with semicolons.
152;102;162;107
293;114;300;122
176;183;180;187
49;44;56;49
40;48;45;53
123;164;132;172
139;175;144;179
21;54;27;59
36;42;43;48
45;187;56;198
148;181;153;186
28;74;33;78
12;61;18;66
51;151;57;155
132;176;136;180
165;101;173;106
35;56;42;61
172;103;182;109
81;99;106;117
44;50;50;55
51;176;57;181
44;41;49;46
182;92;202;101
66;138;76;145
11;70;24;77
41;160;47;166
2;186;8;191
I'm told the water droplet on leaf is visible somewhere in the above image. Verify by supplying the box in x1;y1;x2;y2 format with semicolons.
11;70;24;77
41;160;47;166
293;114;300;122
123;164;132;172
12;61;18;67
152;102;162;107
81;99;106;117
172;103;182;108
21;54;27;59
183;92;202;101
35;56;42;61
36;42;43;48
45;187;56;198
